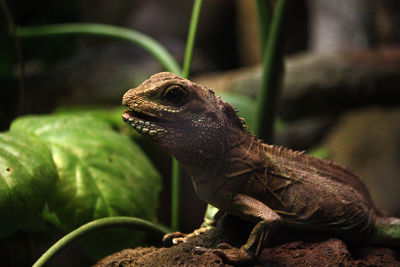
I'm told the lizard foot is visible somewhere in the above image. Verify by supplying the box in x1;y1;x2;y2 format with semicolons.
162;231;188;245
193;243;254;264
163;227;209;245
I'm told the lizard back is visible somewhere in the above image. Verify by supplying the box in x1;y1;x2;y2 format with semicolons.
263;143;376;208
244;142;380;240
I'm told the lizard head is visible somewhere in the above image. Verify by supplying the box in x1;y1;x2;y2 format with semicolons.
122;72;246;171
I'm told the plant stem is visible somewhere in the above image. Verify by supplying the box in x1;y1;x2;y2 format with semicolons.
171;0;203;231
32;217;170;267
170;158;180;231
17;23;181;74
182;0;203;78
254;0;288;142
255;0;273;57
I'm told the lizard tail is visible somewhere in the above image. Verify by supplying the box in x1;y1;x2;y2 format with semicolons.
369;217;400;246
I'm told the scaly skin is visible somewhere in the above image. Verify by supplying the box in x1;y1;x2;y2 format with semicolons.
122;72;400;263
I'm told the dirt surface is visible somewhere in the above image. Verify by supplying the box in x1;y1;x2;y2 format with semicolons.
259;239;399;266
95;215;399;267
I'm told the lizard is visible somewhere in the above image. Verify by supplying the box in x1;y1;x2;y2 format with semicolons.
121;72;400;263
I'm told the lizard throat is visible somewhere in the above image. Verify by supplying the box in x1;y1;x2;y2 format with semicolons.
122;110;166;136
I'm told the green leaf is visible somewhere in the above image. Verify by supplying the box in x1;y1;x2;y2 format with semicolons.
11;114;161;258
0;130;58;238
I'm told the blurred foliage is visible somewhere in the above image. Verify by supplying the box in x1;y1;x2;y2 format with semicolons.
308;146;329;159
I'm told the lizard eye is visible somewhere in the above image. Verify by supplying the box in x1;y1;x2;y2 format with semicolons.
161;85;188;106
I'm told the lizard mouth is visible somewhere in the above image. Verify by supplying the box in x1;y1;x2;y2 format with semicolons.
122;109;165;136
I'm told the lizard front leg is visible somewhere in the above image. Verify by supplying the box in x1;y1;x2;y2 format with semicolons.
163;204;221;244
195;193;282;264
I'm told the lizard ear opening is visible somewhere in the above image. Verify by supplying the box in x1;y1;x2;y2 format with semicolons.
220;100;247;129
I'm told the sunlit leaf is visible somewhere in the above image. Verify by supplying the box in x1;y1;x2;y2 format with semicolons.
11;114;161;258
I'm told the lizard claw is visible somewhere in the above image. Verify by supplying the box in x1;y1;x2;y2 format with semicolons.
162;231;196;245
193;226;209;236
163;227;210;245
193;243;254;264
162;231;185;244
172;237;185;245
